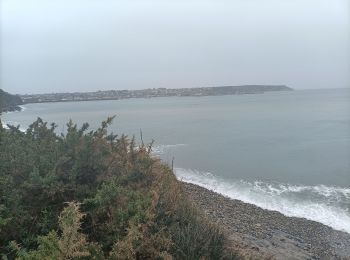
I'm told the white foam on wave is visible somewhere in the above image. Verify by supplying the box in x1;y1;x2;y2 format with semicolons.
152;144;187;155
246;181;350;200
1;105;27;114
1;121;26;132
18;105;27;112
175;168;350;234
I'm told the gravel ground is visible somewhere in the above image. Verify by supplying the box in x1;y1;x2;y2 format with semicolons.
181;182;350;260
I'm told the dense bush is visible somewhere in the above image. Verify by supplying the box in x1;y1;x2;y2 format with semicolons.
0;117;235;259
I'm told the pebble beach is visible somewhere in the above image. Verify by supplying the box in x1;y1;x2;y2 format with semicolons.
182;182;350;259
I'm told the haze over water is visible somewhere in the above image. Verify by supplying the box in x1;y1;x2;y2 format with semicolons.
1;0;349;93
2;88;350;233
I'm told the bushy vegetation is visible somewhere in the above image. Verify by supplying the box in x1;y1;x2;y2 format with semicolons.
0;117;235;259
0;89;23;113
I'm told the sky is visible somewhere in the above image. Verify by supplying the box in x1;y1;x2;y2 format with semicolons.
0;0;349;94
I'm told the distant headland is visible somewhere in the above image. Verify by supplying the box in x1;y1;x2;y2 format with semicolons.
20;85;293;104
0;89;23;114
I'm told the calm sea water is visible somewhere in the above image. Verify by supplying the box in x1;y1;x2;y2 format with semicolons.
2;89;350;233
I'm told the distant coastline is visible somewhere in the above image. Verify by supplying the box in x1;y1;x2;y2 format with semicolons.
20;85;293;104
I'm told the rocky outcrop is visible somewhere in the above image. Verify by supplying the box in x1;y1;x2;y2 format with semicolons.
0;89;23;113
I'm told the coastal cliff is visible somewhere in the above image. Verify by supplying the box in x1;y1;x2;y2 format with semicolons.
0;89;23;113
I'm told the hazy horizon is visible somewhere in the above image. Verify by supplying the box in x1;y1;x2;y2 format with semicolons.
1;0;349;94
5;86;350;96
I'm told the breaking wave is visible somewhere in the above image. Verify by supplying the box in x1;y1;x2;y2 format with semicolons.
1;105;27;131
1;105;27;114
175;168;350;234
152;144;187;155
1;120;27;132
18;105;27;112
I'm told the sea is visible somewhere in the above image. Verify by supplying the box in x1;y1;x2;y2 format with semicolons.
2;88;350;233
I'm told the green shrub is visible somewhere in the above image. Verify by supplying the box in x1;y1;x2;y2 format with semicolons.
0;118;234;259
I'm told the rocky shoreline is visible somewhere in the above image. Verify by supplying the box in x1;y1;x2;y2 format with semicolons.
181;182;350;259
0;105;22;114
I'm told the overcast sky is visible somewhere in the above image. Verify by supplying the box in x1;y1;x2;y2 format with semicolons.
0;0;349;94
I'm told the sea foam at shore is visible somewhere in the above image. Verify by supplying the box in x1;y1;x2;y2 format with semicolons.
175;167;350;234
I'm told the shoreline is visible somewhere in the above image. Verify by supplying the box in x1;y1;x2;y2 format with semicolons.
181;182;350;259
0;105;22;115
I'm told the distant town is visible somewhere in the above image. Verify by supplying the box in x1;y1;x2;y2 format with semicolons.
20;85;292;104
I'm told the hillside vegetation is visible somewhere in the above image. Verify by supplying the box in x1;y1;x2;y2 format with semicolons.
0;117;236;259
0;89;23;113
